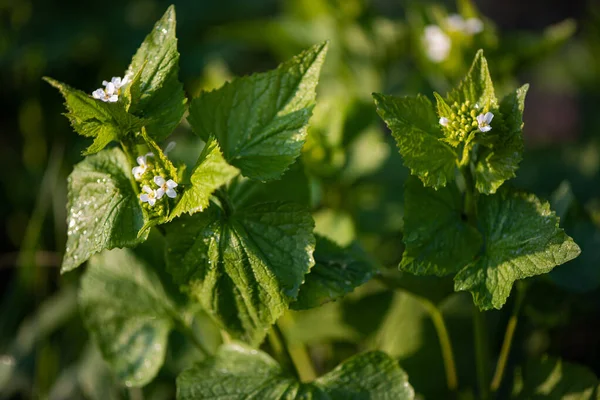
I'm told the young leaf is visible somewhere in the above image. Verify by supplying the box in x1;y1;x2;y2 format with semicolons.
165;202;315;345
43;78;145;155
176;343;415;399
401;177;482;276
79;248;177;387
62;147;147;272
473;84;528;194
187;42;328;181
126;5;186;141
373;93;458;189
454;189;581;310
292;236;375;310
446;50;496;110
512;356;600;399
168;136;239;221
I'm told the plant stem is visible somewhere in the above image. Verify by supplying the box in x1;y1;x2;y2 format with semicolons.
473;308;490;400
277;314;317;382
268;327;294;372
419;298;458;391
172;313;212;357
490;283;526;392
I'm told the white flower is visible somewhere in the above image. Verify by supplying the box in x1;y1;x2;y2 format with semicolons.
423;25;451;63
465;18;484;34
91;81;118;103
132;152;154;180
446;14;466;32
477;112;494;132
154;176;178;199
140;185;158;206
103;75;131;91
439;117;449;127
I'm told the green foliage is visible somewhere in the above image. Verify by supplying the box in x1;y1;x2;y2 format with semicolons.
292;235;375;310
43;78;145;155
187;42;328;181
177;343;415;399
512;356;600;399
165;202;315;345
79;248;177;387
126;5;186;141
62;147;147;272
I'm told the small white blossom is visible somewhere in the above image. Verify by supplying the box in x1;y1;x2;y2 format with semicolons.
132;152;154;180
446;14;466;32
439;117;450;127
465;18;484;34
140;185;158;206
423;25;451;63
103;75;131;91
477;112;494;132
154;176;178;199
92;81;118;103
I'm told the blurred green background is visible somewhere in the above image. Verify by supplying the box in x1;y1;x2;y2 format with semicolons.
2;0;600;398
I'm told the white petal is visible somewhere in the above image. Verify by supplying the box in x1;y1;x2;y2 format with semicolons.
446;14;465;31
145;152;154;158
136;156;146;166
156;188;165;199
140;193;149;202
111;77;121;87
476;113;486;125
132;166;143;179
102;80;109;87
108;95;118;102
439;117;449;126
142;185;153;194
148;198;156;206
166;179;178;189
164;141;176;154
465;18;484;34
92;89;104;99
479;125;492;133
105;82;116;94
121;75;131;86
166;188;177;198
154;176;165;186
484;112;494;124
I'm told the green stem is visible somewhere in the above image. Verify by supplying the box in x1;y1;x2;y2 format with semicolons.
214;187;234;216
490;283;526;392
277;313;317;382
171;313;212;357
268;324;297;378
419;298;458;391
473;308;490;400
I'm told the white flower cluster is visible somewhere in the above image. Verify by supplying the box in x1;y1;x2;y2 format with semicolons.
140;176;178;206
132;153;154;180
92;76;130;103
422;14;484;63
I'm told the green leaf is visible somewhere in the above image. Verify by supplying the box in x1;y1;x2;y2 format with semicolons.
512;355;600;399
126;5;186;141
79;248;177;387
62;147;147;272
473;84;528;194
187;42;328;181
165;202;315;345
169;136;239;221
454;189;581;310
43;78;145;155
176;343;415;399
401;177;482;276
373;93;457;189
292;236;375;310
447;50;496;110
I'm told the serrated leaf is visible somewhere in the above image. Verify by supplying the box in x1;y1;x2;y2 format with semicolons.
454;189;581;310
176;343;414;399
80;248;176;387
292;236;375;310
126;5;186;141
473;84;528;194
169;136;239;221
165;202;315;345
373;93;457;189
62;147;147;272
512;355;600;399
187;42;328;181
401;177;482;276
447;50;496;110
44;78;145;155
